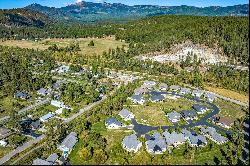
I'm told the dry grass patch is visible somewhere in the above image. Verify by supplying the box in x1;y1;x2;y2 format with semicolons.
205;86;249;103
130;105;172;126
0;37;128;56
215;99;246;122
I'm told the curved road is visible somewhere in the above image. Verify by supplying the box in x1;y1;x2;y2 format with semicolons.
132;91;232;136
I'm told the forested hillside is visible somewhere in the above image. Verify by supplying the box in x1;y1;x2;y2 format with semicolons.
0;9;52;28
24;2;249;23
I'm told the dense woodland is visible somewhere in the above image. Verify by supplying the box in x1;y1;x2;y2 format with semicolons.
0;14;249;94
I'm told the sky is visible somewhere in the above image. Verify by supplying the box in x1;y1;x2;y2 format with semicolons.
0;0;248;9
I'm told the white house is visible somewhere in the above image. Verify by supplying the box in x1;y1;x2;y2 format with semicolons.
55;108;64;115
0;140;7;147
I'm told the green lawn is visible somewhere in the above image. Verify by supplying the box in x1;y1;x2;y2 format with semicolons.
215;99;246;122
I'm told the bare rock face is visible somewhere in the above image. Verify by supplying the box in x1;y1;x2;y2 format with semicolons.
136;41;228;65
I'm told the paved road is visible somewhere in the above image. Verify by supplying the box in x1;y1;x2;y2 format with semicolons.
184;84;249;107
0;135;45;165
11;143;45;165
132;91;232;136
0;99;50;122
63;96;107;124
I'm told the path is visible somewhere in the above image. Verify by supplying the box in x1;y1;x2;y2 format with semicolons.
0;99;50;122
132;91;232;136
185;84;248;107
11;143;45;165
0;135;45;165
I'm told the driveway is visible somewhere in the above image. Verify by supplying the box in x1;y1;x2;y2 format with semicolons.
132;91;232;136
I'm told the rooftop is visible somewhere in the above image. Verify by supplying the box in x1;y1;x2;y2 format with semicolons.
59;132;78;150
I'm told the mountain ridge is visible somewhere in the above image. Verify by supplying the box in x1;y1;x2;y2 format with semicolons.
24;2;249;23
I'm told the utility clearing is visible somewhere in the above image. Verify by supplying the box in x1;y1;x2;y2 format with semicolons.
136;41;228;65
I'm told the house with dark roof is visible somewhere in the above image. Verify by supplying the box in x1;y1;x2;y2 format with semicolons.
0;127;11;140
192;104;209;114
212;115;234;129
145;132;167;154
15;91;29;99
179;88;191;95
58;132;78;158
192;89;204;98
169;85;180;91
163;131;186;147
30;120;41;130
130;94;145;105
200;127;227;144
149;93;165;102
167;111;182;123
204;92;215;102
105;117;122;129
32;158;52;165
180;110;197;120
122;134;142;153
119;109;134;121
40;112;55;122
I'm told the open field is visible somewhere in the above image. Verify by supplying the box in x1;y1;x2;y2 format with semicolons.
0;37;128;56
215;98;246;122
205;86;249;103
130;105;172;126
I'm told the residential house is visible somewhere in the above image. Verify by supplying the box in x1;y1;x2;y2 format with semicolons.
149;93;165;102
30;120;41;130
143;80;156;88
212;115;234;129
32;153;59;165
105;117;122;129
163;131;186;147
58;132;78;158
167;111;182;123
192;89;204;98
145;132;167;154
134;87;148;95
122;134;142;153
56;65;70;74
15;91;29;99
55;108;64;115
204;92;215;102
0;127;11;140
192;104;209;114
159;83;168;91
46;153;59;163
180;110;197;120
0;140;7;147
182;129;207;147
37;88;48;96
119;109;135;121
169;85;180;91
130;94;145;105
200;127;228;144
51;100;71;109
40;112;55;122
179;88;191;95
